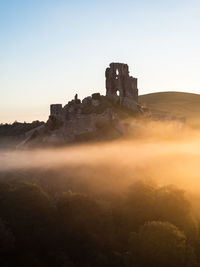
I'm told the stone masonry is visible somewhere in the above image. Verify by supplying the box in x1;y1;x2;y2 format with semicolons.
105;63;139;110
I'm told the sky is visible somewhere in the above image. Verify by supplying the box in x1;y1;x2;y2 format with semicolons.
0;0;200;123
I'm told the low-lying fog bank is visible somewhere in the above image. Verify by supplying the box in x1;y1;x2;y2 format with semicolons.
1;120;200;195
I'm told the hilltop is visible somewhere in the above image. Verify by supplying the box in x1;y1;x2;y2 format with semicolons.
139;91;200;126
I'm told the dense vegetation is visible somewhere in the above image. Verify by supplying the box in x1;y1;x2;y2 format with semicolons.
0;121;44;137
0;167;199;267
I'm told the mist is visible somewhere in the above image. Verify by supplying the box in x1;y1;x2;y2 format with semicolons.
1;120;200;266
1;120;200;195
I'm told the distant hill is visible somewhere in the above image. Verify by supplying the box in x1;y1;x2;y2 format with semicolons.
139;92;200;126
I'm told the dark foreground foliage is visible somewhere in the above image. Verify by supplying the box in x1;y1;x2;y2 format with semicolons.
0;121;44;137
0;169;199;267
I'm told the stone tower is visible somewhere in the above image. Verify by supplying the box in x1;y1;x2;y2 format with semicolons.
50;104;62;117
105;63;139;110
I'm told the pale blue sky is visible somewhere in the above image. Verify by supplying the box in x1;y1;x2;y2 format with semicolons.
1;0;200;122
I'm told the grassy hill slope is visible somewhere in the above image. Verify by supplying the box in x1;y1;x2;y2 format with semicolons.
139;92;200;125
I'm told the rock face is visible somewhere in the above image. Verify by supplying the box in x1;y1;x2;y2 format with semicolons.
105;63;139;110
22;63;141;147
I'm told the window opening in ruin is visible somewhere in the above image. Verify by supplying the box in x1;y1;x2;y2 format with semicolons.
116;69;119;76
116;90;120;96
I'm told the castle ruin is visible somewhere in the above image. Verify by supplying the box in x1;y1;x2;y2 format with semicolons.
105;63;139;110
50;62;139;117
21;63;141;146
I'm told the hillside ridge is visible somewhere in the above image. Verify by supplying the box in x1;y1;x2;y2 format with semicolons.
139;91;200;125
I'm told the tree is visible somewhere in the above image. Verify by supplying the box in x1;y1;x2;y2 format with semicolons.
0;218;15;254
122;181;157;231
129;221;196;267
155;185;199;241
